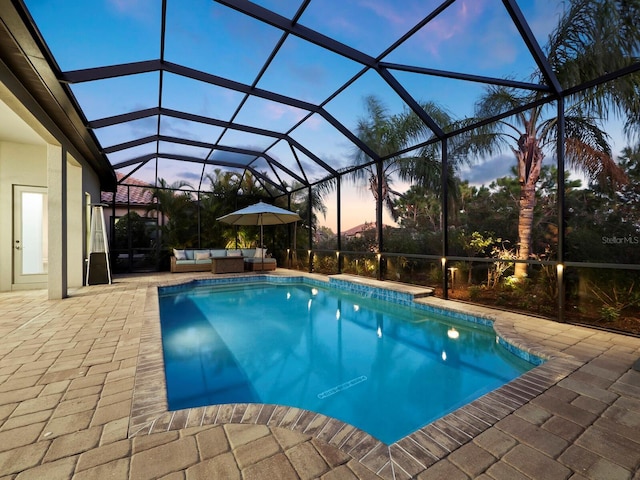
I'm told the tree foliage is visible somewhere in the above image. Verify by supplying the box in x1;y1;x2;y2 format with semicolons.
462;0;640;277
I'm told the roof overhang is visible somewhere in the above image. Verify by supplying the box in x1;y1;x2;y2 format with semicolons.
0;0;116;191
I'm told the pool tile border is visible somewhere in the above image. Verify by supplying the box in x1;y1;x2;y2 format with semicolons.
131;272;580;480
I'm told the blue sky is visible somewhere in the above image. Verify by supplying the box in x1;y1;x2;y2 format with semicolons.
23;0;632;229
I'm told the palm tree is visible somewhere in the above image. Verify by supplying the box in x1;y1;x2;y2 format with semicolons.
146;178;195;248
200;169;242;247
289;180;327;228
349;96;406;225
347;95;460;250
467;0;638;278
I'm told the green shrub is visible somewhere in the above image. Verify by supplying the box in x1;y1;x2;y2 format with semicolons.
468;285;482;300
600;305;621;322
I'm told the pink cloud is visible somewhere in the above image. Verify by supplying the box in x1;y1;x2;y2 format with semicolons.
353;0;484;58
409;0;493;58
299;114;323;131
263;103;308;124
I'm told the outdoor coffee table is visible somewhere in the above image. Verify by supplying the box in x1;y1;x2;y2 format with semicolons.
210;256;244;274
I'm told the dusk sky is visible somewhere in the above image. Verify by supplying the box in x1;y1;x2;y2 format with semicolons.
23;0;631;229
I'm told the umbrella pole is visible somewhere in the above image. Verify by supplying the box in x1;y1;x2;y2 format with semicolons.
260;221;264;270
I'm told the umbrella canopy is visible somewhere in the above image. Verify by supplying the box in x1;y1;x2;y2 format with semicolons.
217;201;301;250
217;201;301;227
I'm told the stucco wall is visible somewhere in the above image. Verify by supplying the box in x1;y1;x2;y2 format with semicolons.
0;141;47;291
74;155;102;288
0;141;103;291
1;47;108;295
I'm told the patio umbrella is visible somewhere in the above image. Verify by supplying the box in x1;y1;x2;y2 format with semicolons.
217;201;301;255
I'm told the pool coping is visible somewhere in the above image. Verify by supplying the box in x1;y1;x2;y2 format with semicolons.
130;272;582;479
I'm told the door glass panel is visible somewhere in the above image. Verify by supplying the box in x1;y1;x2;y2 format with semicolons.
21;191;48;275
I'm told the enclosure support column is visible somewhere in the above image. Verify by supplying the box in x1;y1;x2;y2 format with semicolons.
154;194;160;271
337;176;342;274
376;161;384;280
308;185;313;273
197;191;201;249
110;195;116;274
287;193;292;268
441;138;449;299
556;97;566;322
126;186;132;273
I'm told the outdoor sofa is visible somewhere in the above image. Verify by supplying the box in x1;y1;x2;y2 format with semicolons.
170;248;277;273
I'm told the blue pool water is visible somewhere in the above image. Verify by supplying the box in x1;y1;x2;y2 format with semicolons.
158;279;537;444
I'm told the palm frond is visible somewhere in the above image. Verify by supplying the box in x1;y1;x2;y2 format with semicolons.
457;87;539;161
453;121;513;160
563;119;627;188
547;0;640;138
537;113;626;186
566;137;628;188
475;86;534;122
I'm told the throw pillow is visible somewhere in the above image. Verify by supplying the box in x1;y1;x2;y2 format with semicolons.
173;249;187;260
227;250;242;257
253;247;265;258
195;252;210;260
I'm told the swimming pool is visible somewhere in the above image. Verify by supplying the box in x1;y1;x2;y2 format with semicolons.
158;277;539;444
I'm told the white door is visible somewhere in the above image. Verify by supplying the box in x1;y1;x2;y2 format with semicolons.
13;185;48;287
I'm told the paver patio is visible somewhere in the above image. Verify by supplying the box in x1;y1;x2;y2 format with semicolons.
0;271;638;479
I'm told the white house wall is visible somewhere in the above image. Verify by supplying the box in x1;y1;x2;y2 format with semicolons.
0;140;47;291
0;97;103;295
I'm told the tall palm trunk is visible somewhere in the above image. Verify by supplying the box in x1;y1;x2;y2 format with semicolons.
514;129;544;278
516;181;537;277
369;171;385;251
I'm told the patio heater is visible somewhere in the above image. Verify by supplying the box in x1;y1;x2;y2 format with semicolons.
86;204;112;285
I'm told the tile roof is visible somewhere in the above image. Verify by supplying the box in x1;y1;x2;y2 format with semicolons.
341;222;395;237
101;173;155;205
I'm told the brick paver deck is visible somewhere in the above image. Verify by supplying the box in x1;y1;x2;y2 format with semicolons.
0;271;638;479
